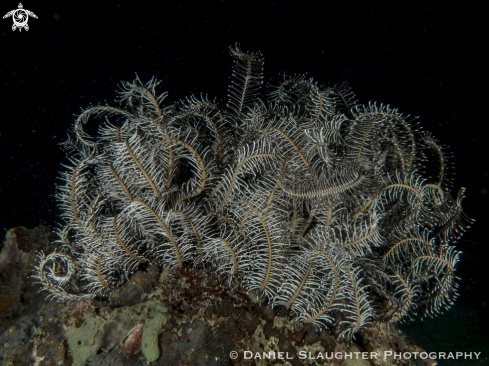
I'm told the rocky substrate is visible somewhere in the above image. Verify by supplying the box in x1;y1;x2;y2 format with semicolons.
0;226;56;336
0;226;436;366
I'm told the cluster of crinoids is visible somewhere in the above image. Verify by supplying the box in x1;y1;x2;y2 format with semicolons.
34;45;472;342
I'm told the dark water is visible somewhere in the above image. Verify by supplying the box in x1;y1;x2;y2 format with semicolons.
400;304;489;365
1;2;487;364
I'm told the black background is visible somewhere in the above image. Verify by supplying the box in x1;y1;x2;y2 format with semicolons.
1;0;487;357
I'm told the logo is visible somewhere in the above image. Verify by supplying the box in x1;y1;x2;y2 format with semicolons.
3;3;37;31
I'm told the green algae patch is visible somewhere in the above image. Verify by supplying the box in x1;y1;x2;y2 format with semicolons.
141;311;168;362
129;300;169;362
65;316;104;366
62;300;169;364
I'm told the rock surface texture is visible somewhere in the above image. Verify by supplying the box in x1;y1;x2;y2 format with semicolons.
0;236;435;365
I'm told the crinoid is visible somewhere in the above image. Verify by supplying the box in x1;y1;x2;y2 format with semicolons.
33;44;473;342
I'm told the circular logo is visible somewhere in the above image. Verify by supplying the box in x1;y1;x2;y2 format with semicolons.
3;3;38;32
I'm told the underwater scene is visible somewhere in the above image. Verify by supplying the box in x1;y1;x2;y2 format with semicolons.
1;2;488;366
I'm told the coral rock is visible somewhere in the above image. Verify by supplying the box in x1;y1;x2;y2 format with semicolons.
0;226;53;334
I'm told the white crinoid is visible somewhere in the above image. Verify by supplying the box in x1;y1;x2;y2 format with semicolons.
33;44;472;342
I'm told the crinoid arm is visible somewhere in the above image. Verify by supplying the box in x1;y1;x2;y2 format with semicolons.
337;267;374;343
227;43;264;123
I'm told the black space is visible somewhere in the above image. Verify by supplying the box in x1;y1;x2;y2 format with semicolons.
1;0;487;355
